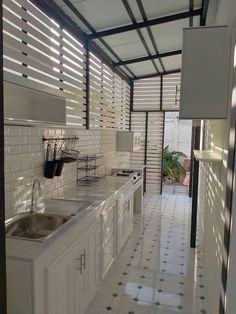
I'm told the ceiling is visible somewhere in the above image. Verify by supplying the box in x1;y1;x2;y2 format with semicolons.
51;0;206;80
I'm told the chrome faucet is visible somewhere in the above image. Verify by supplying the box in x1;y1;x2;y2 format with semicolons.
31;179;42;213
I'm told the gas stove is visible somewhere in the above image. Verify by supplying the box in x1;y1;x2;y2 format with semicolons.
115;169;142;184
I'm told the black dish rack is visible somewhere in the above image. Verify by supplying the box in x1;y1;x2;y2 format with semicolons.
77;154;104;185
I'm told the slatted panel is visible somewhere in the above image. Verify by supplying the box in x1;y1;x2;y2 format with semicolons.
133;77;161;110
131;112;164;194
130;112;146;166
146;112;164;193
89;53;130;130
114;73;130;130
3;0;87;127
162;73;181;110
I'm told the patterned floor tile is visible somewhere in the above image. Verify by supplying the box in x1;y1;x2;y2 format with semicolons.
85;193;209;314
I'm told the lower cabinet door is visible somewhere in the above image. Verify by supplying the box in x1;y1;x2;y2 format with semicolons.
46;221;100;314
87;222;100;302
47;251;74;314
126;196;133;235
74;241;87;314
102;231;114;277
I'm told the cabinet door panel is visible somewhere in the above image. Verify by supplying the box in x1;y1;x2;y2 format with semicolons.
102;232;114;276
87;222;100;300
47;253;73;314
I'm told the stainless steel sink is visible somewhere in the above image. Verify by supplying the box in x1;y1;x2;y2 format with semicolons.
5;213;71;241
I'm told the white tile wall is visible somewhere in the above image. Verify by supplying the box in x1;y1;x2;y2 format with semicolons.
4;125;130;219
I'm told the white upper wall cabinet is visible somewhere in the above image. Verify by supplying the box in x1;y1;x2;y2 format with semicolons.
117;131;141;152
179;26;230;119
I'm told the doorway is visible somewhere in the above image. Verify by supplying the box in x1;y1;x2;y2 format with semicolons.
162;112;192;195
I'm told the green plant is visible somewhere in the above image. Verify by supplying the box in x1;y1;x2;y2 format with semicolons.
163;145;187;182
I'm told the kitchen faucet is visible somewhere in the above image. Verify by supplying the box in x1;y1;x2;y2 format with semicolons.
31;179;42;213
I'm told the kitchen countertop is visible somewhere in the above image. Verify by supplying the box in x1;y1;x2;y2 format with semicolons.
6;176;132;261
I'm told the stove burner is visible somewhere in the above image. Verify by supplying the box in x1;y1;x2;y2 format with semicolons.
115;169;142;184
121;170;134;174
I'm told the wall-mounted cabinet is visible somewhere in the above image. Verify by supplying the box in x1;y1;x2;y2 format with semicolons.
180;26;230;119
117;131;141;152
4;82;66;125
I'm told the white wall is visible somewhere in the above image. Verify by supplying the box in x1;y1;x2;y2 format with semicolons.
4;125;130;219
198;1;236;313
164;112;192;157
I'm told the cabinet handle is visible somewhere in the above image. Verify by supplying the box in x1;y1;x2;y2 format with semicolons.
81;250;86;270
77;256;83;273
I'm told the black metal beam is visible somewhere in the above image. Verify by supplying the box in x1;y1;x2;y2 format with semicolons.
61;0;136;79
114;50;182;67
136;0;165;72
133;68;181;81
160;75;163;111
200;0;210;26
189;125;195;197
0;0;6;312
88;9;202;40
122;0;159;74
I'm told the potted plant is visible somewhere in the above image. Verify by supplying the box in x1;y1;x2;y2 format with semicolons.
163;145;187;184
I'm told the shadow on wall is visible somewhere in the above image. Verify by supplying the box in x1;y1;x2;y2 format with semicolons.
198;119;228;314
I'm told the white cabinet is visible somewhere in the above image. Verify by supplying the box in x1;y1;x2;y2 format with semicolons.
47;249;74;314
7;187;135;314
117;131;141;152
101;203;116;277
117;194;134;254
180;26;230;119
46;221;100;314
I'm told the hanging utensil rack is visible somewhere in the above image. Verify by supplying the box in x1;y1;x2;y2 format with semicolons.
42;136;79;144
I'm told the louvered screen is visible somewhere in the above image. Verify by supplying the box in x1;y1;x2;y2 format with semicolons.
133;77;161;110
130;112;146;166
89;53;130;130
131;111;164;194
3;0;87;127
162;73;181;110
146;112;164;193
114;74;130;130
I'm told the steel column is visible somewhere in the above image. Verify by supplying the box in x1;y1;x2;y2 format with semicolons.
190;125;200;248
0;0;6;312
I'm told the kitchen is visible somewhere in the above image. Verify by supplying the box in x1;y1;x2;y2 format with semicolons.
1;0;236;314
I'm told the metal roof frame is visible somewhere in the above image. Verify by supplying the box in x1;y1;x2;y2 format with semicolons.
113;49;182;67
87;9;202;40
31;0;133;84
132;69;181;81
31;0;209;81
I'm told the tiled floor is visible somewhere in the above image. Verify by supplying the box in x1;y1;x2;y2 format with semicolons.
162;184;189;195
85;193;208;314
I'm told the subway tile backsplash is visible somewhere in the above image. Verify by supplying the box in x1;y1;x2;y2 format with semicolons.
4;125;130;219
